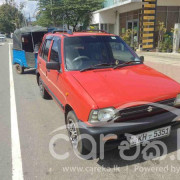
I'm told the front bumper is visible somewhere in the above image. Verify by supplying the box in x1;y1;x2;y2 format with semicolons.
79;111;180;151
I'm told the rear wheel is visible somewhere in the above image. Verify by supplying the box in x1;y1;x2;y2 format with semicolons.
15;64;24;74
66;111;88;156
39;77;50;99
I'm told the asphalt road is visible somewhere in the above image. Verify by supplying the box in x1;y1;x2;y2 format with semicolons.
1;40;180;180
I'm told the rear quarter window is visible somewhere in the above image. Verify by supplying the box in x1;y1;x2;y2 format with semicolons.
39;40;46;57
40;39;52;61
43;40;52;61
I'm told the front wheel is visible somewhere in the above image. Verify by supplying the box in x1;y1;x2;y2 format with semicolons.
66;111;88;156
39;77;50;99
15;64;24;74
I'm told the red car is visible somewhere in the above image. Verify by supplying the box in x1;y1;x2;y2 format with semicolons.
36;30;180;155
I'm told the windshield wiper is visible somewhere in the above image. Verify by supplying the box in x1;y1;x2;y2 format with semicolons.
80;67;97;72
80;63;115;72
93;63;115;67
113;61;140;69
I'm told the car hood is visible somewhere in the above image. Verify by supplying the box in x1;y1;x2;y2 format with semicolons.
70;64;180;108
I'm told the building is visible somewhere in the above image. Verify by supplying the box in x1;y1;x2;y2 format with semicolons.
92;0;180;49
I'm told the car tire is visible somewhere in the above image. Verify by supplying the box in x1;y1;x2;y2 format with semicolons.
15;64;24;74
39;77;50;99
66;111;89;156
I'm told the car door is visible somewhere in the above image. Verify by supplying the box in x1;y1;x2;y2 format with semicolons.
38;36;52;85
47;37;65;108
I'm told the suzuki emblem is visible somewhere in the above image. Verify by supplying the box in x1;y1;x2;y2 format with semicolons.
147;106;153;112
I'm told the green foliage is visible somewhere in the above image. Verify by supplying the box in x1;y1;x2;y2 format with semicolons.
159;35;173;52
0;4;24;34
122;29;131;46
157;21;167;49
163;34;173;51
33;13;52;27
34;0;104;30
122;29;138;49
157;21;173;52
158;33;173;52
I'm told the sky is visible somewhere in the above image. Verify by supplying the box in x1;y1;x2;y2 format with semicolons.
0;0;38;18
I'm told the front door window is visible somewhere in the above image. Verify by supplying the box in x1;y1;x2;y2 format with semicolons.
50;39;61;63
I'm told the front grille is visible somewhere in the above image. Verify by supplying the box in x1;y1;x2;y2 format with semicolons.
115;98;176;122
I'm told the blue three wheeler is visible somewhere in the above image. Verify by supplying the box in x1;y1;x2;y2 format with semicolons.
13;26;48;74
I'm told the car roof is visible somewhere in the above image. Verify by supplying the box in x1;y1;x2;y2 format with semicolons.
46;32;116;38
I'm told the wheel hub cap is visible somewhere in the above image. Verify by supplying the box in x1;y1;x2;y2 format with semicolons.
67;119;78;147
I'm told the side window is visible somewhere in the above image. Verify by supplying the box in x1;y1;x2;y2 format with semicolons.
50;39;61;63
43;39;52;61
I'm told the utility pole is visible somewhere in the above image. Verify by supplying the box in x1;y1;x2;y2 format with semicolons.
24;11;28;27
10;0;15;6
51;0;53;16
51;0;55;26
173;23;180;53
28;13;31;26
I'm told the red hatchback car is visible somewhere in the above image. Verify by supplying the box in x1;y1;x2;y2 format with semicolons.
36;30;180;155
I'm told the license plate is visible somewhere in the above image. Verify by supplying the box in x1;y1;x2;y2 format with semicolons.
129;126;171;147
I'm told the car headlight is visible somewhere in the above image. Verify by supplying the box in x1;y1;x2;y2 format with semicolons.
88;108;116;123
174;94;180;107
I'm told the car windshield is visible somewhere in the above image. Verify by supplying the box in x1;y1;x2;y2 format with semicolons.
64;35;140;71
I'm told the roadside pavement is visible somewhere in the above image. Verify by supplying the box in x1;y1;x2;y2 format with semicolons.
137;52;180;83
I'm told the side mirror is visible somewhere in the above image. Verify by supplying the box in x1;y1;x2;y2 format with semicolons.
139;56;144;63
46;62;60;71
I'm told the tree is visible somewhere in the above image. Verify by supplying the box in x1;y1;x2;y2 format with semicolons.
34;0;104;30
0;3;25;34
34;0;59;27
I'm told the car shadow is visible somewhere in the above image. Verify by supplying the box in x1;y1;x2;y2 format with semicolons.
96;125;180;168
23;69;36;75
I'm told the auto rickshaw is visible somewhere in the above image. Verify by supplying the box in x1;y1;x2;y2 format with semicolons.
13;26;48;74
